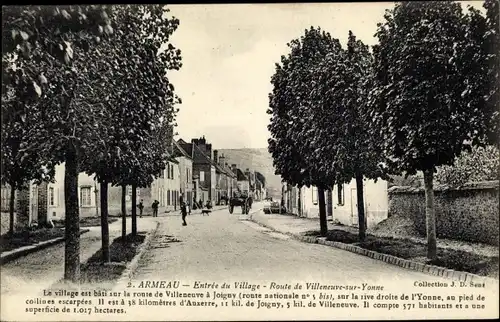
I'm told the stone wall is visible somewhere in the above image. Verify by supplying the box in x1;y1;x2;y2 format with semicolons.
388;181;499;245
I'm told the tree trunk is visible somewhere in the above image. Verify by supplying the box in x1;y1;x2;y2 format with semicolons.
355;174;366;242
100;181;110;262
423;169;437;260
64;147;80;282
132;184;137;236
318;187;327;237
121;185;127;239
9;184;15;235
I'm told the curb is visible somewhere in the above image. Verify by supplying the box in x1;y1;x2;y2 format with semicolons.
249;214;498;285
0;229;90;265
112;221;161;290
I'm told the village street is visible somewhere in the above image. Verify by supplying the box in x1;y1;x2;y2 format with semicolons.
125;203;450;286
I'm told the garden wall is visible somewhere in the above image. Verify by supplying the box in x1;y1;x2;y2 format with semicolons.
388;181;499;245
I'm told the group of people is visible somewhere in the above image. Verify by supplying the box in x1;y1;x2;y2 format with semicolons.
136;195;212;226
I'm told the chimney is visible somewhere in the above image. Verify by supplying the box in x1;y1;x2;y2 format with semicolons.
206;144;212;159
219;153;225;166
213;150;218;164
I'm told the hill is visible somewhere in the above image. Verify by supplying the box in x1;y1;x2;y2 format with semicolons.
218;148;282;197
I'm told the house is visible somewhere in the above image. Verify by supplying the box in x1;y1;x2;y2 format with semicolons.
150;157;180;214
255;178;265;201
178;137;217;204
281;177;389;229
212;151;237;204
172;140;194;207
233;165;250;195
15;162;146;223
332;179;388;228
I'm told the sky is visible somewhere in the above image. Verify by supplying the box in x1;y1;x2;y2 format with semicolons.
165;2;484;149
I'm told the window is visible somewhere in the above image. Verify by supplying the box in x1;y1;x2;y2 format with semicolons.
186;168;189;183
49;187;55;206
80;186;92;207
200;171;205;182
167;190;171;206
312;187;318;205
337;183;344;206
171;164;174;179
127;186;140;196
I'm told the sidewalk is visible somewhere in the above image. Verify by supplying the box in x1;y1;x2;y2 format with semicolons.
1;217;159;296
250;211;499;258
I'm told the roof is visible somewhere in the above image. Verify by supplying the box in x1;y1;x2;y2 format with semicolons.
173;140;191;159
192;143;214;165
236;168;248;181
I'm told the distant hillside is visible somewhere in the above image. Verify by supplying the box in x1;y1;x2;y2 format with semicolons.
218;148;282;196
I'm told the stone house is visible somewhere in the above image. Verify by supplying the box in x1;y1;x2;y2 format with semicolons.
172;140;194;208
178;137;217;204
212;150;237;204
150;157;180;213
233;166;250;195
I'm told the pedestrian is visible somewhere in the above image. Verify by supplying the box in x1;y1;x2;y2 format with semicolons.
152;200;159;217
138;199;144;218
181;201;188;226
198;199;203;209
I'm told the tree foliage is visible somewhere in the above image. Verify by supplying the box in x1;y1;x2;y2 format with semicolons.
268;27;342;189
435;145;499;186
369;1;478;175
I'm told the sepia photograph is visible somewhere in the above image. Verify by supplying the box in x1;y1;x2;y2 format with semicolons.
1;2;499;321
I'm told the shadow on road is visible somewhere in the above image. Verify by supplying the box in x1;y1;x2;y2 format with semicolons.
150;234;182;249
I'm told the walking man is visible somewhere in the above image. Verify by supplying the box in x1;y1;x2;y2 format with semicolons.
181;201;188;226
152;200;159;217
138;199;144;218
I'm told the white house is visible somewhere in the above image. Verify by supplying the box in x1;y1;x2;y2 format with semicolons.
332;179;388;228
151;158;181;213
282;178;389;229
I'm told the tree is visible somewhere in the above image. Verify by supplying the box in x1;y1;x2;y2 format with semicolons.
2;5;114;281
1;83;55;234
369;1;485;260
79;5;180;258
268;27;342;236
309;31;385;241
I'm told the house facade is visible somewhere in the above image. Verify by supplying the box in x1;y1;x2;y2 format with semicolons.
332;179;388;228
173;140;194;207
16;162;147;223
213;150;236;205
178;137;217;204
150;158;180;213
281;178;389;228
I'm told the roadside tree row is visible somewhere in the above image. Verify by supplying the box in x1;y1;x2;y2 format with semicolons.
1;5;182;281
268;0;499;259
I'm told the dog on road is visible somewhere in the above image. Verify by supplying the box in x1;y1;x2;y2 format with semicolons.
201;209;211;216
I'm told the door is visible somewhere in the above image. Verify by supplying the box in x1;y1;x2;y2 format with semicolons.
350;188;358;226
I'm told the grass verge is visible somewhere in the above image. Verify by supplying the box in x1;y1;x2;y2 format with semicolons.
0;228;65;253
53;217;118;228
303;229;499;279
49;233;147;292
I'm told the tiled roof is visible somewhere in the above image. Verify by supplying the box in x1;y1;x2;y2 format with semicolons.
173;140;191;159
